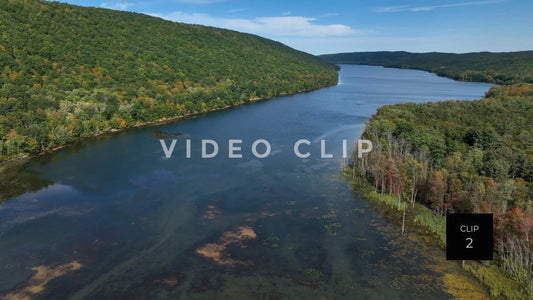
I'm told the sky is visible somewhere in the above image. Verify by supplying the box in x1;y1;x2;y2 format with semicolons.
59;0;533;55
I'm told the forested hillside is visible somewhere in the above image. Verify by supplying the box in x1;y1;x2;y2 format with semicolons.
0;0;338;162
352;84;533;297
320;51;533;84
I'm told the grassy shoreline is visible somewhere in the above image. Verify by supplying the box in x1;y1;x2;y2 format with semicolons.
345;172;529;299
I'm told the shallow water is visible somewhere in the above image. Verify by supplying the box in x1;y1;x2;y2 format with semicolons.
0;65;494;298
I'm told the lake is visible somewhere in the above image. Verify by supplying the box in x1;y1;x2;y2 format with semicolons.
0;65;494;298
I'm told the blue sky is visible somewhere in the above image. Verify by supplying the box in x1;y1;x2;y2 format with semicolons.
60;0;533;55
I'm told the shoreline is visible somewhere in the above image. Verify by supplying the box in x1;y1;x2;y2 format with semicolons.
346;179;489;298
345;158;529;298
0;83;336;168
345;177;526;298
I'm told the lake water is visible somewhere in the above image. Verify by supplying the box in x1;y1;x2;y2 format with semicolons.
0;65;494;298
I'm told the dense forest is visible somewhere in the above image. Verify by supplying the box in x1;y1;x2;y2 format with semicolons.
351;83;533;297
327;49;533;297
320;51;533;84
0;0;338;162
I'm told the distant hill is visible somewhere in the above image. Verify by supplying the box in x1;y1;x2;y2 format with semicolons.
320;51;533;84
0;0;338;162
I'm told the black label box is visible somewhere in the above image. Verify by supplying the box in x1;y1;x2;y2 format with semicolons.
446;213;493;260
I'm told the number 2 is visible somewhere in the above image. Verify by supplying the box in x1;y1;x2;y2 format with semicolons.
466;238;473;248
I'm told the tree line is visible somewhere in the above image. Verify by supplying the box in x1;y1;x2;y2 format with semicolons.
320;51;533;85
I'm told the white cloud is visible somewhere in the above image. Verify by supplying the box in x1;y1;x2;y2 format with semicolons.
376;0;505;13
148;12;360;37
100;2;134;10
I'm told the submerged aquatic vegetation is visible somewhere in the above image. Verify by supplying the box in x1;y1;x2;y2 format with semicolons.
196;226;257;266
3;261;82;300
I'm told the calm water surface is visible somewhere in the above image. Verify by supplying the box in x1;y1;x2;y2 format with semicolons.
0;65;494;298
